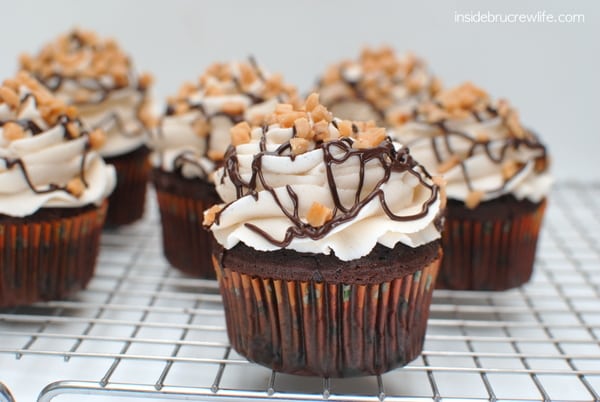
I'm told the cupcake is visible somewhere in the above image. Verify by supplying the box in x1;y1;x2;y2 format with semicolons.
150;59;298;278
20;28;154;226
0;72;116;307
391;82;552;290
316;46;441;127
203;94;444;377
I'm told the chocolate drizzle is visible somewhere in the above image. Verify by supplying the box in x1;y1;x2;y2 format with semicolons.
173;151;210;178
35;73;149;139
410;105;548;195
216;133;439;248
1;115;92;197
317;50;437;124
155;58;295;177
24;31;151;141
330;78;386;122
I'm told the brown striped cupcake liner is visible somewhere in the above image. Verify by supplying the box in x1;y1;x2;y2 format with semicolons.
213;253;441;377
438;199;547;290
0;201;107;308
103;145;151;227
153;170;221;278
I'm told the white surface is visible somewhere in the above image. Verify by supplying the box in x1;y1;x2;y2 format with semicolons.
0;0;597;180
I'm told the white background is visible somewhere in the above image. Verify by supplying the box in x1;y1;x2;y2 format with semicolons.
0;0;597;180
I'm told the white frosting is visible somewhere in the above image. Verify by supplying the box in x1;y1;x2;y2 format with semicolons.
391;117;552;203
150;98;281;180
150;60;293;181
150;110;214;179
318;52;437;125
319;79;428;124
0;87;116;217
208;125;442;261
51;79;148;158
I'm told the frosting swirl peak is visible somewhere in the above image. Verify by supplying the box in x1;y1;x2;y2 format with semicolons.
0;72;116;217
20;28;154;158
390;82;552;207
316;46;441;128
205;94;443;261
150;58;298;181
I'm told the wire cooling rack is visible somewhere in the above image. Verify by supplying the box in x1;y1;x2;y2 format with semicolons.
0;182;599;402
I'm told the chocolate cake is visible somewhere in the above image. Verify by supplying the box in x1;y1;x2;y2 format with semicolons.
152;168;221;277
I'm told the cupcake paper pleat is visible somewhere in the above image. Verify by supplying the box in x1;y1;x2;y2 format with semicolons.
215;255;440;377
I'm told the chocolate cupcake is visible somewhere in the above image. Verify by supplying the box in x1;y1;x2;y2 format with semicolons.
0;72;116;307
316;46;441;127
150;59;298;278
20;28;154;226
204;94;444;377
391;82;552;290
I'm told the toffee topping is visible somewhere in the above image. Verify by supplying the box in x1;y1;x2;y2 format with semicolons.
154;58;298;175
404;82;548;205
20;28;154;138
208;94;441;248
0;72;106;198
317;46;441;124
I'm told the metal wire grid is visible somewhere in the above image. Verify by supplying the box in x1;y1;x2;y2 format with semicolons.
0;182;599;402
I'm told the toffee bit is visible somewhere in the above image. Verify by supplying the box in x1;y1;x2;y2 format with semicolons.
203;204;223;226
306;202;333;227
66;121;80;138
138;72;153;90
293;117;312;139
465;190;485;209
230;121;252;146
312;121;331;142
353;127;386;149
0;86;20;109
207;149;225;161
501;160;520;180
534;156;548;173
66;177;85;197
304;92;320;112
2;122;25;141
310;104;332;123
337;120;353;137
277;111;306;128
192;119;210;138
432;176;447;210
437;155;460;174
290;137;310;155
88;128;106;149
222;101;245;116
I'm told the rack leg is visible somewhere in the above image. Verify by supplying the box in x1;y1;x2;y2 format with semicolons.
0;382;15;402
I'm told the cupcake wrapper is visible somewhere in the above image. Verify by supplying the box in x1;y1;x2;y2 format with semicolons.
0;201;107;308
104;146;150;227
438;200;547;290
155;189;217;278
213;254;440;377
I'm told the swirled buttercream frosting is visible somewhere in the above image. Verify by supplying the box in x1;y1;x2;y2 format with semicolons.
150;58;298;181
389;82;552;208
0;72;116;217
316;46;441;128
20;28;154;158
204;93;443;261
